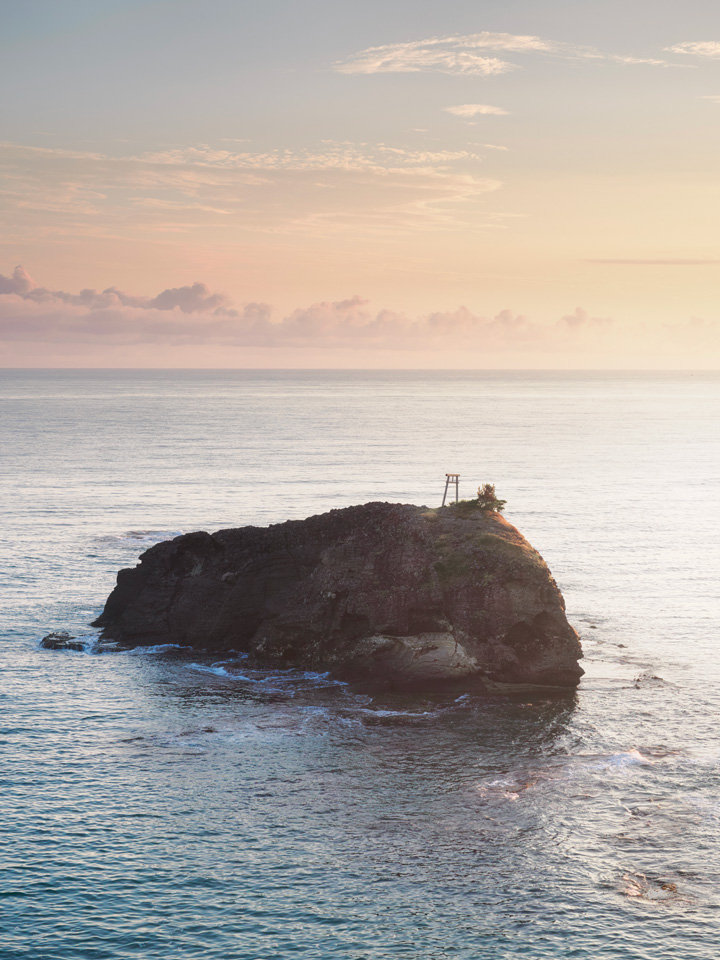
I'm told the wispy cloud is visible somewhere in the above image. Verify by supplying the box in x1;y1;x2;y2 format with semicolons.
585;259;720;265
0;140;504;241
336;36;519;77
336;31;669;76
445;105;510;118
665;41;720;58
701;95;720;103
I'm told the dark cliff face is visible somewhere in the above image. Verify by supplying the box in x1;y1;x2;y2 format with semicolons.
93;502;584;688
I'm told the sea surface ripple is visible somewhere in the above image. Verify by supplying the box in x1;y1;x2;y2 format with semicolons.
2;370;720;959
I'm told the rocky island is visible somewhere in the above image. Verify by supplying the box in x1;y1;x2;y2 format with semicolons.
92;502;583;688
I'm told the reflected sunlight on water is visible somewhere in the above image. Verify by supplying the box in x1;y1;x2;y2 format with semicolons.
2;370;720;959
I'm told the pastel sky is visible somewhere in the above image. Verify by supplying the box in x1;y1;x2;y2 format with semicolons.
2;0;720;367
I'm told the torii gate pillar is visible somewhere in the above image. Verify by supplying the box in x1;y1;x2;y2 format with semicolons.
442;473;460;506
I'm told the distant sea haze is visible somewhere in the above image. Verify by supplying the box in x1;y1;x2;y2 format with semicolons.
2;369;720;959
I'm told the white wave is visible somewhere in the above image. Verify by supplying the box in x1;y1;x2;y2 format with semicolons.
570;748;661;772
476;777;526;800
78;633;101;650
472;749;661;802
128;643;191;655
254;670;348;688
186;662;254;680
606;748;657;767
298;670;349;687
354;707;435;719
187;662;232;677
37;632;101;653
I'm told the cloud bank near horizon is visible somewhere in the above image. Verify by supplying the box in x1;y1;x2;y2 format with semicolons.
1;267;718;368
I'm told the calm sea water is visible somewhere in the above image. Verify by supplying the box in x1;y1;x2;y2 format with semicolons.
2;369;720;960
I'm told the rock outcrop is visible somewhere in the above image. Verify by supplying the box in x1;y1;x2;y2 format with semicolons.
93;502;583;688
40;631;87;651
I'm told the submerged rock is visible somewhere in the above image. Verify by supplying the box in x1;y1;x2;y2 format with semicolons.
40;631;86;652
92;502;584;688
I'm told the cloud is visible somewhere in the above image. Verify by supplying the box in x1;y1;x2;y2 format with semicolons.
335;36;519;77
445;105;510;118
557;307;613;329
0;265;35;296
0;267;560;351
0;268;537;348
3;268;720;368
336;32;669;76
0;267;271;345
666;41;720;58
0;265;241;314
584;259;720;265
701;95;720;103
0;139;504;240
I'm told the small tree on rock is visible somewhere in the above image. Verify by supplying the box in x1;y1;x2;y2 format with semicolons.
476;484;506;512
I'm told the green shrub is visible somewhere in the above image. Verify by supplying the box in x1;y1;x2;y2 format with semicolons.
476;484;506;512
444;484;506;513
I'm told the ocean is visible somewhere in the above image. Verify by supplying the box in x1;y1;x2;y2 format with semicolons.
2;369;719;959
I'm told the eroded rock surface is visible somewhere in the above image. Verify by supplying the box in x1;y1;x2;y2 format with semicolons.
93;502;584;688
40;631;86;652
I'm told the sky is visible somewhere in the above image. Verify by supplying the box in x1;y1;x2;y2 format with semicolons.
1;0;720;367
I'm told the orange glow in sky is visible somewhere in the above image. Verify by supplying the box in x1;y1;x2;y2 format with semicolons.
2;2;720;367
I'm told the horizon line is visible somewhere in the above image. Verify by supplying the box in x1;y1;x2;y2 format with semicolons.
2;367;719;374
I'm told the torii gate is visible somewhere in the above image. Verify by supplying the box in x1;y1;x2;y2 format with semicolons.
442;473;460;506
